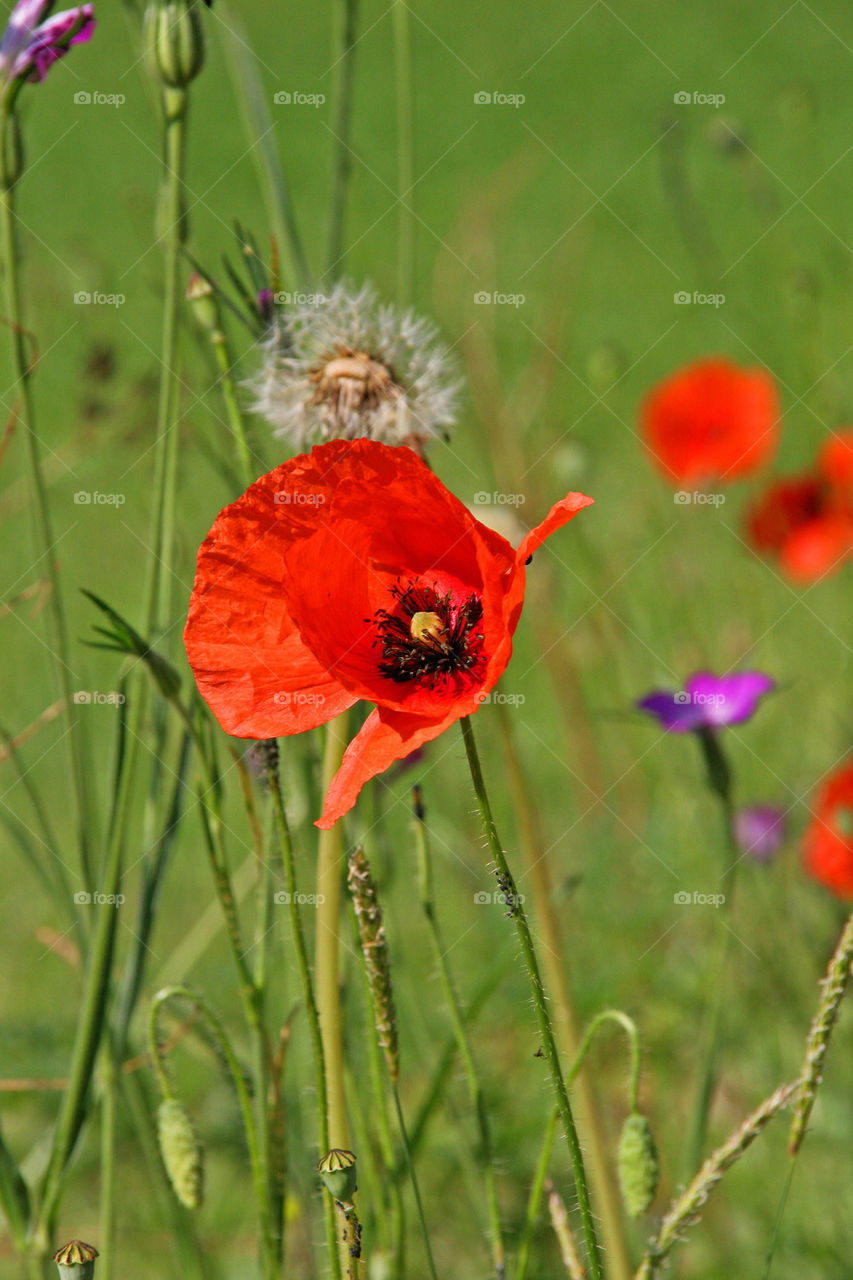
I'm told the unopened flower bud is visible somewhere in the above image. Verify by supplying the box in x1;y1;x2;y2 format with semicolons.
157;1098;204;1210
143;1;205;89
186;272;220;333
53;1241;98;1279
318;1148;357;1204
617;1112;659;1218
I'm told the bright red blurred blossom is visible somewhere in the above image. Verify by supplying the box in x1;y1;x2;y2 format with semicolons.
184;440;592;828
802;762;853;899
641;357;780;485
746;429;853;583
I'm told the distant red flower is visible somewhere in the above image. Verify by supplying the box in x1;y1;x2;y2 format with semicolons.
641;357;779;484
802;762;853;898
184;439;592;828
745;431;853;582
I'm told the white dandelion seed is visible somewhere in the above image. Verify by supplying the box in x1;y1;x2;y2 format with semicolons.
250;281;459;452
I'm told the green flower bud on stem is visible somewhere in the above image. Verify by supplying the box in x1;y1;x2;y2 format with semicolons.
618;1112;659;1218
186;271;220;334
53;1241;98;1280
157;1098;204;1210
318;1148;358;1205
143;1;205;89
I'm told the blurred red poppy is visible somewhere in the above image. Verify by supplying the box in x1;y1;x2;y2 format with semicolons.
803;762;853;898
184;439;592;827
641;356;779;484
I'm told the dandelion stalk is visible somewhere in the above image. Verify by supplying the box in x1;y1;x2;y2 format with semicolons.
327;0;360;271
263;742;342;1280
0;107;94;889
459;716;603;1280
636;1081;799;1280
788;908;853;1154
412;788;504;1278
497;704;633;1280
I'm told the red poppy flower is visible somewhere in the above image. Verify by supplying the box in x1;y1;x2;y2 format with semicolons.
746;470;853;582
818;428;853;490
802;762;853;898
640;357;779;484
184;439;592;828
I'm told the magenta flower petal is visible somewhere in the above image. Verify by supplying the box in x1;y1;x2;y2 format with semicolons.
14;5;95;81
0;0;50;74
637;670;774;733
734;806;786;861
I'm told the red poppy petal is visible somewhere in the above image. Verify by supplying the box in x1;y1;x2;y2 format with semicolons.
780;515;853;583
317;703;463;828
818;429;853;492
517;493;595;565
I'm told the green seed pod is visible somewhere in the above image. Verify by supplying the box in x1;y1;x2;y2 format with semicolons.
53;1241;99;1280
318;1148;358;1204
617;1112;659;1218
157;1099;204;1210
143;1;205;88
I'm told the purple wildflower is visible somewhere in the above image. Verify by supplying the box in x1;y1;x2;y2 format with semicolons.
733;806;786;862
637;671;774;733
0;0;95;91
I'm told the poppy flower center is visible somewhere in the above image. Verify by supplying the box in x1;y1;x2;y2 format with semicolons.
309;348;400;420
372;580;485;687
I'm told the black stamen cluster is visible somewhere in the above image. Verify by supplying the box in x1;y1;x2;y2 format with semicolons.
372;580;484;686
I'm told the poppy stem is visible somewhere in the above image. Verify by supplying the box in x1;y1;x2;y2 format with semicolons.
459;716;604;1280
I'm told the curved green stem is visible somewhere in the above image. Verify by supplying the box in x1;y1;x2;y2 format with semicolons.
571;1011;642;1113
460;716;603;1280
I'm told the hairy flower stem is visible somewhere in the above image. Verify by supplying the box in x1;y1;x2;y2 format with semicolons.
392;0;414;302
789;908;853;1154
496;704;633;1280
412;793;505;1278
146;86;188;637
265;751;342;1280
459;717;603;1280
685;730;738;1177
317;716;352;1154
327;0;359;270
0;116;94;889
636;1081;799;1280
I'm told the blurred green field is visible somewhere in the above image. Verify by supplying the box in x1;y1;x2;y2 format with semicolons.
3;1;853;1276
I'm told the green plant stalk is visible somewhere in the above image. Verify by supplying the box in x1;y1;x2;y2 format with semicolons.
391;1084;438;1280
0;114;94;890
459;716;603;1280
685;729;738;1176
413;802;504;1278
392;0;414;302
516;1106;559;1280
252;841;280;1264
316;716;352;1154
146;87;188;638
265;752;342;1280
210;324;255;489
327;0;359;270
496;703;633;1280
572;1012;641;1111
149;986;277;1279
636;1081;799;1280
98;1042;118;1279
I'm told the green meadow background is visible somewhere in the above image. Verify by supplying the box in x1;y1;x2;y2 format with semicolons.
2;1;853;1275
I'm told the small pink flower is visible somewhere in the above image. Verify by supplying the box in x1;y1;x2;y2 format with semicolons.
0;1;95;90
